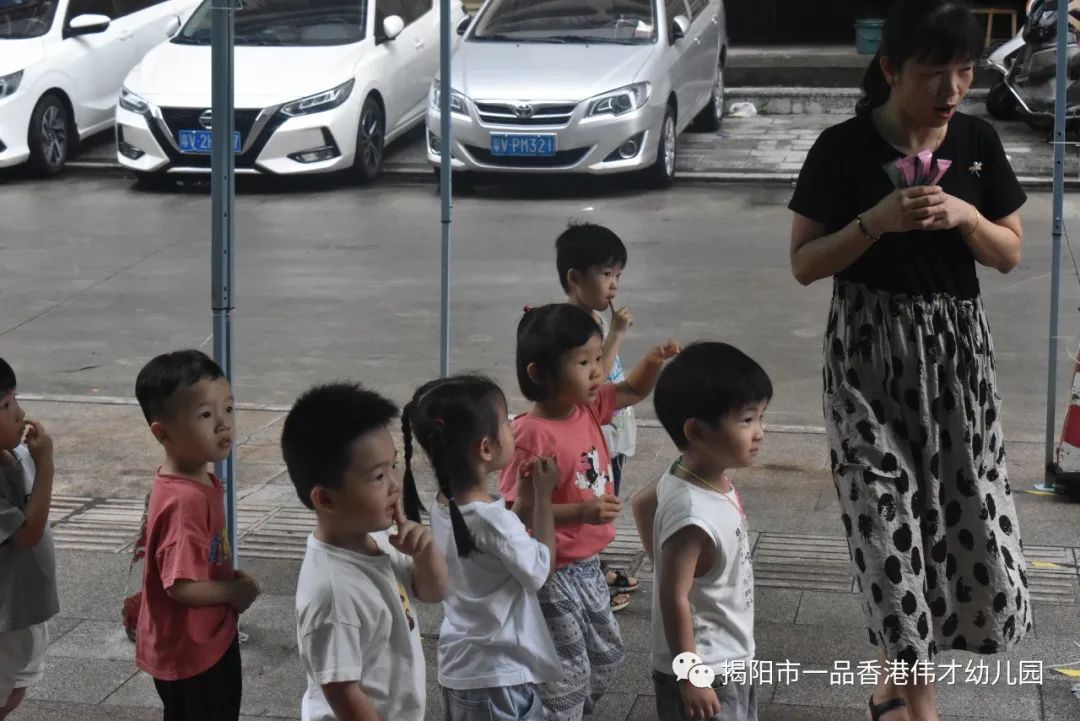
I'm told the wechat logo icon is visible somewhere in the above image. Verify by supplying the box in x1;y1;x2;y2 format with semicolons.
672;652;716;688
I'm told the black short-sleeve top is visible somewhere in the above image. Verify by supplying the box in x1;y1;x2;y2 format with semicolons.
787;111;1026;299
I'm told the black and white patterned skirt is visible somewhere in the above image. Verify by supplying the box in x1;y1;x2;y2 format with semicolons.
823;281;1032;665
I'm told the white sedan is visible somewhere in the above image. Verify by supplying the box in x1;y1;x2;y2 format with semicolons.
117;0;460;182
0;0;193;175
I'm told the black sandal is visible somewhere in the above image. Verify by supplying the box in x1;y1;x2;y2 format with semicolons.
605;569;639;594
868;693;907;720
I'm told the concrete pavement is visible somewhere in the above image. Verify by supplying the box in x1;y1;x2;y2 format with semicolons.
1;179;1077;435
9;396;1080;721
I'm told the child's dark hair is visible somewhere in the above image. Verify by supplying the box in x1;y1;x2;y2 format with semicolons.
0;358;15;396
280;382;398;511
516;303;602;402
554;222;628;293
135;350;225;425
401;374;507;559
856;0;984;116
654;342;773;449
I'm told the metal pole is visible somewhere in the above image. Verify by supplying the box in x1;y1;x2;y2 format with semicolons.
438;0;452;377
211;0;239;560
1040;0;1069;492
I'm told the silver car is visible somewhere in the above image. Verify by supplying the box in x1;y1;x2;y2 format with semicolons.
426;0;726;187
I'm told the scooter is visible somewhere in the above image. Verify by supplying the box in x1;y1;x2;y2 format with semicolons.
985;0;1080;131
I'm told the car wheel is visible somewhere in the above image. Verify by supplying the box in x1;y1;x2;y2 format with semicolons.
694;52;725;132
27;94;70;176
986;81;1018;121
135;171;175;191
352;95;384;184
644;106;676;189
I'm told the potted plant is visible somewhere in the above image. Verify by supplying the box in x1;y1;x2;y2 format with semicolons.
855;0;892;55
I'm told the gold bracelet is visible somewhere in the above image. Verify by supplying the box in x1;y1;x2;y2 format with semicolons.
856;214;879;244
963;209;982;238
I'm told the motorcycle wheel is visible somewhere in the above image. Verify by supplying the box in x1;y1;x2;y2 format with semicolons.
987;82;1019;121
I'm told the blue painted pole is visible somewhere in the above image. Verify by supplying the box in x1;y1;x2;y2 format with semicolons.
439;0;452;378
1041;0;1068;492
210;0;238;561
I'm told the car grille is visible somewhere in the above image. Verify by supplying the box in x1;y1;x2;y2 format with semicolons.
465;144;589;168
151;107;287;170
474;102;577;127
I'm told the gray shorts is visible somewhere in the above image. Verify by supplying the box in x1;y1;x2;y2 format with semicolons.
0;622;49;702
442;683;545;721
652;671;758;721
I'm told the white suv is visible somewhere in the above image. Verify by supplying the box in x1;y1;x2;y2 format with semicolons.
0;0;193;175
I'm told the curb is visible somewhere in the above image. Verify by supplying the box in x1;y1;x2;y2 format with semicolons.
64;160;1074;190
18;392;1047;443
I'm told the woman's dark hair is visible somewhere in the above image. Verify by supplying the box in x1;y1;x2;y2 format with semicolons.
857;0;985;116
401;374;507;559
515;303;602;402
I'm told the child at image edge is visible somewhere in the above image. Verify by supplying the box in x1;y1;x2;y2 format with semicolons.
0;357;59;721
134;350;261;721
282;382;448;721
634;342;772;721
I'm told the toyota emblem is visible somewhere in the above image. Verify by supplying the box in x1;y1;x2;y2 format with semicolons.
514;104;534;118
199;109;213;129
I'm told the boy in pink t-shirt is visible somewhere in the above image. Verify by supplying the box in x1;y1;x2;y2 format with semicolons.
498;304;677;721
134;350;261;721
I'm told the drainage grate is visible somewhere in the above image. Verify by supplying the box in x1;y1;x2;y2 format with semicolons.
1023;544;1080;604
46;496;1080;604
49;496;279;553
755;534;856;592
49;496;94;525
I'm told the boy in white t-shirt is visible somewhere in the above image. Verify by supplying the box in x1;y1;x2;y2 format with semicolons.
556;222;640;608
632;342;772;721
281;383;449;721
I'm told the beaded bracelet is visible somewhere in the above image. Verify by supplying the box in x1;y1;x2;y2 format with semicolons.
856;214;879;244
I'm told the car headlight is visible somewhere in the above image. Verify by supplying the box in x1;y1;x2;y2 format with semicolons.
430;83;468;115
0;70;24;99
119;87;151;114
586;82;650;117
281;80;355;117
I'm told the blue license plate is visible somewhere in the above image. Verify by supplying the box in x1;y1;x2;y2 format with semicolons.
489;134;556;157
178;129;242;154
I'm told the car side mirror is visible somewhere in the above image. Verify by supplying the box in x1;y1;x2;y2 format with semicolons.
670;14;689;43
165;15;181;38
382;15;405;41
456;15;471;36
67;13;111;37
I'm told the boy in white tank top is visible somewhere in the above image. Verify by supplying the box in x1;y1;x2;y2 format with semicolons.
632;342;772;721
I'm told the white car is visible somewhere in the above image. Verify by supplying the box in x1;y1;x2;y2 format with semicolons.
0;0;193;175
117;0;461;182
427;0;726;187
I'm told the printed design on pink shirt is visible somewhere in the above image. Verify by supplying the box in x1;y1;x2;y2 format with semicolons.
209;527;231;566
575;447;611;497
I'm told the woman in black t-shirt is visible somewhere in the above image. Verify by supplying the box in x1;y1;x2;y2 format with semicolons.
788;2;1031;720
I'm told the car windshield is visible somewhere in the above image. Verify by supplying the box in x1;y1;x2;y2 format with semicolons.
0;0;59;39
472;0;656;44
175;0;367;46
